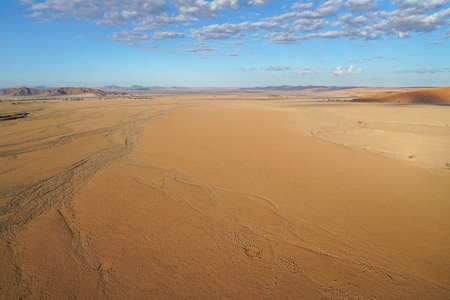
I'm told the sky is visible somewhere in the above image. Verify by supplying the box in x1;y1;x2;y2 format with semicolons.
0;0;449;88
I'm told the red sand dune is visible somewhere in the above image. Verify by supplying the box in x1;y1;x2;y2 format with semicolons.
353;87;450;104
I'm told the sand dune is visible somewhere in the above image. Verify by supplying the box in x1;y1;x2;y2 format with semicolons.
353;87;450;104
0;94;449;299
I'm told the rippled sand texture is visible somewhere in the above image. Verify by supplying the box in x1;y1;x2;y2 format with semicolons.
1;95;449;299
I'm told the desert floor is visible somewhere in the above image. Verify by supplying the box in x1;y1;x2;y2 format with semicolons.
1;93;449;299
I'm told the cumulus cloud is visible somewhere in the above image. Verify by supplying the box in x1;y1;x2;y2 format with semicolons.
331;66;346;76
111;31;149;47
265;66;297;71
182;42;220;53
391;0;449;12
398;31;412;39
17;0;450;48
19;0;35;4
266;0;450;43
344;0;381;12
330;65;362;77
152;31;184;41
298;66;320;76
24;0;167;26
249;0;271;6
190;21;277;40
293;18;328;33
20;0;270;25
292;2;314;10
191;23;242;40
266;32;307;44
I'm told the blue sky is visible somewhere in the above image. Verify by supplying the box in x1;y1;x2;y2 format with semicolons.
1;0;449;88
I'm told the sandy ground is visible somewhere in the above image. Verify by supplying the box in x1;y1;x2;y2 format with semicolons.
0;93;449;299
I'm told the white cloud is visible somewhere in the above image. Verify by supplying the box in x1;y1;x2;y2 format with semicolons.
248;0;271;6
173;0;271;19
345;0;381;12
331;66;345;76
398;31;412;38
18;0;450;47
73;35;84;39
427;40;446;45
307;30;346;39
265;0;450;43
292;2;314;10
190;21;277;40
19;0;36;4
234;66;298;72
152;31;184;40
25;11;43;18
182;42;220;53
25;0;167;26
392;0;449;12
111;31;150;47
298;66;320;76
293;18;328;33
265;66;297;71
330;65;362;77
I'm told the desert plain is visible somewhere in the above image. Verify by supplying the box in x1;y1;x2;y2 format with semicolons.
0;89;449;299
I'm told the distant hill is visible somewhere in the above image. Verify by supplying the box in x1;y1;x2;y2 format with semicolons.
0;87;125;97
100;85;190;91
243;85;360;92
353;87;450;104
99;85;365;92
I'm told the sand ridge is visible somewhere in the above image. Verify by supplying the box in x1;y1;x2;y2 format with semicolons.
0;95;449;299
353;86;450;104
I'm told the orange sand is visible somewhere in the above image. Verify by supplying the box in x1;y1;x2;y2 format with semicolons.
354;87;450;104
1;94;449;299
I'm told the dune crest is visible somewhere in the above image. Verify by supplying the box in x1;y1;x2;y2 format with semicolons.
353;87;450;104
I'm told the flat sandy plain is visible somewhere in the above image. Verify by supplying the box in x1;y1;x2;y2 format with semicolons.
0;91;449;299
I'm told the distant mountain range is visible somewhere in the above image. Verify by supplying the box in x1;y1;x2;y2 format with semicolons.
1;85;366;94
242;85;361;91
100;85;190;91
0;86;54;92
2;85;437;94
0;87;125;97
4;85;440;97
98;85;370;92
